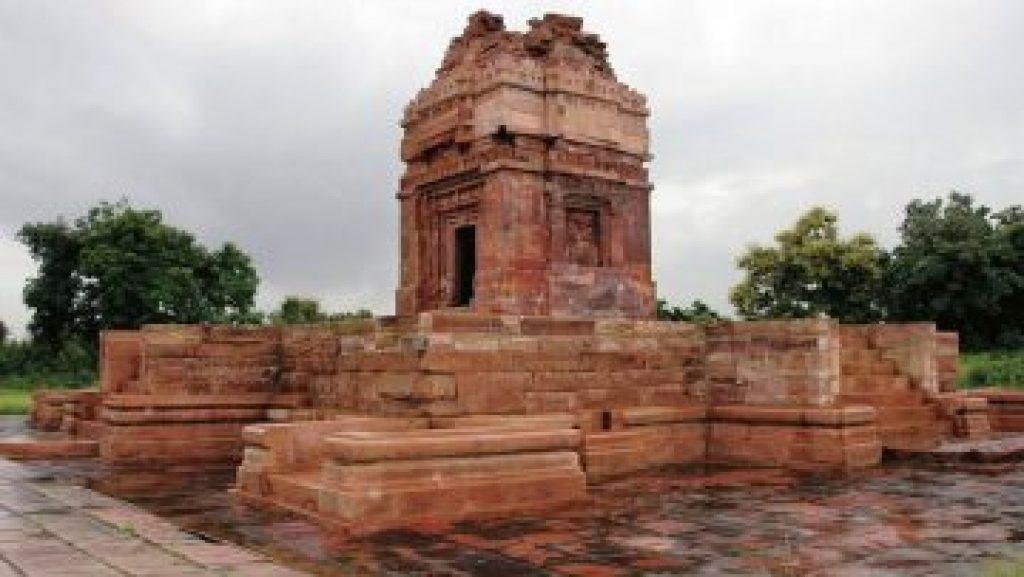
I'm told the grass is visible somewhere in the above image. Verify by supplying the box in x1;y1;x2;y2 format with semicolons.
0;372;97;415
981;558;1024;577
958;350;1024;390
0;389;33;415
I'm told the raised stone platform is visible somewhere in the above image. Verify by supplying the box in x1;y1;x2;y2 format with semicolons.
235;414;587;533
23;312;993;530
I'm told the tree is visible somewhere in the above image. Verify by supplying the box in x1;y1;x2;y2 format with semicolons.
18;200;260;348
993;205;1024;346
730;207;885;322
656;299;724;323
270;297;374;325
271;297;324;325
0;320;7;343
18;221;83;349
885;192;1024;349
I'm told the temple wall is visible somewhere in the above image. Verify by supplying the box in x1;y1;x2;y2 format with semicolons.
705;319;840;407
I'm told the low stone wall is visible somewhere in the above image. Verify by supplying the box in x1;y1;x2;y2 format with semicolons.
970;390;1024;432
29;389;100;433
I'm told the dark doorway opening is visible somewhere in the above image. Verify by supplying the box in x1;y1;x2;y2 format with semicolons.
453;225;476;306
601;410;613;431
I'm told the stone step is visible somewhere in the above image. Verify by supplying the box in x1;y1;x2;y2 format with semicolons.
837;391;926;406
323;451;582;486
266;471;321;514
319;467;586;530
875;405;938;423
877;422;945;451
324;428;581;463
0;437;99;460
841;374;910;393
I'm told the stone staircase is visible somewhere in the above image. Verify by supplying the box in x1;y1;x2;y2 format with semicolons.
836;337;947;451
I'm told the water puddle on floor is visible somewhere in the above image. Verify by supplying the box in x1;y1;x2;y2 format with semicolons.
21;455;1024;577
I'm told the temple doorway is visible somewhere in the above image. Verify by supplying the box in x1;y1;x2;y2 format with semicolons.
453;225;476;306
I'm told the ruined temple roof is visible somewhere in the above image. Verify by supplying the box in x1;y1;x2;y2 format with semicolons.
438;10;615;77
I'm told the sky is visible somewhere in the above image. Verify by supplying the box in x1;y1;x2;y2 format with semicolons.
1;1;1022;336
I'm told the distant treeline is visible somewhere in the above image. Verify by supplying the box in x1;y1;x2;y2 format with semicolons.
660;192;1023;351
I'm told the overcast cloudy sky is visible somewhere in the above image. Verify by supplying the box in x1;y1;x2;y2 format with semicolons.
1;1;1022;335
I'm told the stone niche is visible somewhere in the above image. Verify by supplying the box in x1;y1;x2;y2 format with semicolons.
395;11;655;318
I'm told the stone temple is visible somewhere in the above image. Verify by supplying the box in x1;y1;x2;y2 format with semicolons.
9;11;1024;534
397;11;654;318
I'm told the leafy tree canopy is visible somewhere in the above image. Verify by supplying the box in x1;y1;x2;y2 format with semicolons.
656;299;725;324
730;207;885;323
0;320;7;343
18;200;259;348
885;192;1024;349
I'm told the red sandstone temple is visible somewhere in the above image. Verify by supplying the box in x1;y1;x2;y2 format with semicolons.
11;11;1024;533
396;12;654;318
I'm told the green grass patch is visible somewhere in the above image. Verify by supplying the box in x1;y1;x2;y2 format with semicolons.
981;558;1024;577
959;350;1024;389
0;373;95;390
0;370;97;416
0;389;33;415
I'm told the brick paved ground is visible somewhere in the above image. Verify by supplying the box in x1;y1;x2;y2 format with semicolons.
0;457;307;576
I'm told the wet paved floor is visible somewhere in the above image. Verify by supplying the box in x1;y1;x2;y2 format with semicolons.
1;413;1022;576
0;457;306;576
126;465;1023;577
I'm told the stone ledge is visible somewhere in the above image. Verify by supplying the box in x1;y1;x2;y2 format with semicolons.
325;428;581;462
0;438;98;460
709;405;876;426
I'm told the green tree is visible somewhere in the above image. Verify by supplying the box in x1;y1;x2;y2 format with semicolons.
270;297;374;325
994;205;1024;346
885;192;1023;349
0;320;7;343
730;207;885;322
18;221;83;350
656;299;724;323
18;200;259;347
271;297;324;324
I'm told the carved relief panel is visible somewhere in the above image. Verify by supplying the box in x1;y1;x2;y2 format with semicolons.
565;209;601;266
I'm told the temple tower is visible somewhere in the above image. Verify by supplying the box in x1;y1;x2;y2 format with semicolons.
396;11;655;317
